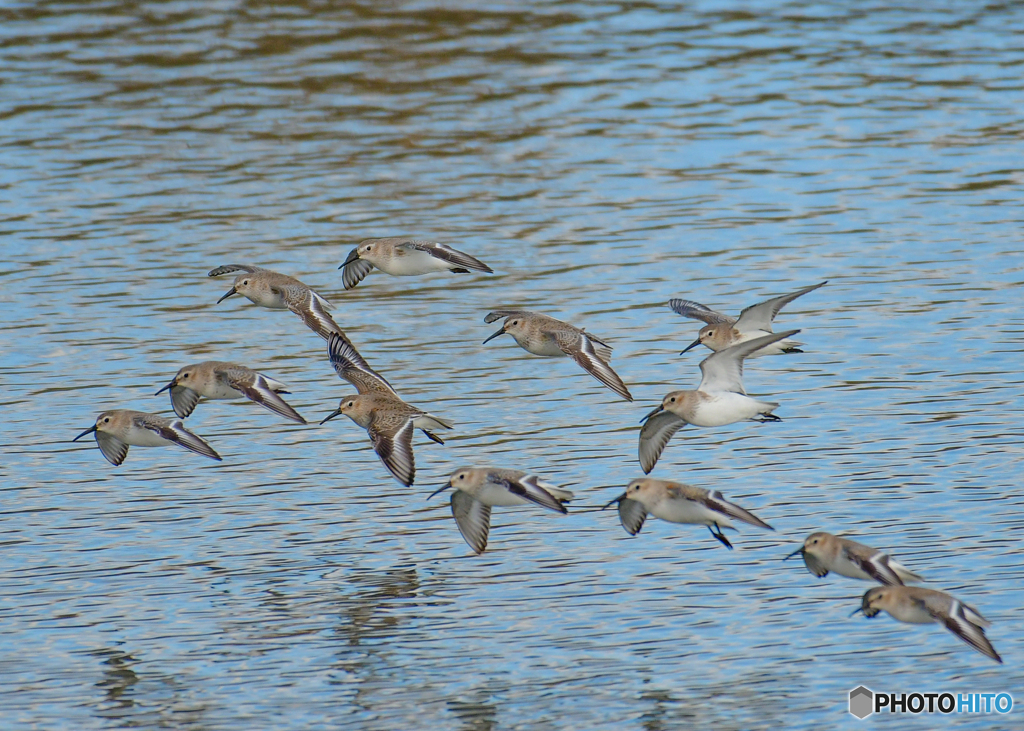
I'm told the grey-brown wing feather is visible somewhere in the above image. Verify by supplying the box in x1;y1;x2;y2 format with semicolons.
638;411;685;473
208;264;264;277
845;548;904;586
327;332;397;396
802;551;829;578
519;474;573;503
140;416;222;461
498;475;567;514
735;281;827;332
229;372;306;424
408;241;493;273
697;330;799;393
169;385;202;418
327;331;374;374
451;491;491;554
617;498;648;535
484;309;537;324
281;285;344;341
95;432;129;466
933;600;1002;663
705;490;773;530
957;601;990;628
555;330;632;401
345;368;397;397
341;248;376;290
668;299;736;325
368;414;415;486
581;330;613;362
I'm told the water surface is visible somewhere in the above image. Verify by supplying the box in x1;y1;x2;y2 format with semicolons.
2;1;1023;728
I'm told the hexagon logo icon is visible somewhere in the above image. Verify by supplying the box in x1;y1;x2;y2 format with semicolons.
849;686;874;719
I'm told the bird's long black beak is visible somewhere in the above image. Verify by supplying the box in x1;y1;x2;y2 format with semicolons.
784;547;804;561
680;337;702;355
428;480;452;499
602;492;627;510
640;404;664;424
155;379;176;395
849;606;865;618
217;286;238;304
482;326;507;345
73;425;97;442
320;408;343;425
339;247;360;270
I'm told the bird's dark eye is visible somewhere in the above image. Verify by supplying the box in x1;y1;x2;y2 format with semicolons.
242;279;249;285
511;320;518;325
458;474;465;480
103;417;109;422
669;397;676;403
182;373;189;378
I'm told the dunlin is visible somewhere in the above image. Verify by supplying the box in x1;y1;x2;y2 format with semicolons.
320;393;452;486
854;585;1002;663
340;237;493;290
155;361;306;424
429;467;573;554
482;309;632;401
209;264;346;341
73;409;222;466
672;281;826;356
638;330;798;473
604;478;772;549
327;331;398;397
785;531;922;586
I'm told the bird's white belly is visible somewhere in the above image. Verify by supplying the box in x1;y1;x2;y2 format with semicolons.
475;484;530;507
650;499;731;528
515;335;564;357
831;555;873;581
888;604;935;625
689;392;765;426
200;381;241;400
124;427;173;448
377;250;450;276
248;290;288;309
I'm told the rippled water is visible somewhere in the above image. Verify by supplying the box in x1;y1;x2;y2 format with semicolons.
3;1;1023;728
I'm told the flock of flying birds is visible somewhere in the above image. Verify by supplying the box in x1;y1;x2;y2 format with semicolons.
72;237;1002;664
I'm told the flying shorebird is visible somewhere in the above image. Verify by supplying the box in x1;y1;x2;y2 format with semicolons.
429;467;573;554
854;585;1002;664
74;409;222;466
209;264;347;341
785;531;923;586
671;281;826;356
321;333;450;486
482;309;632;401
604;478;772;549
638;330;799;473
155;361;305;424
339;237;493;290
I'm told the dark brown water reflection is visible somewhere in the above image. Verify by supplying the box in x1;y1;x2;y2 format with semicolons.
2;1;1023;728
